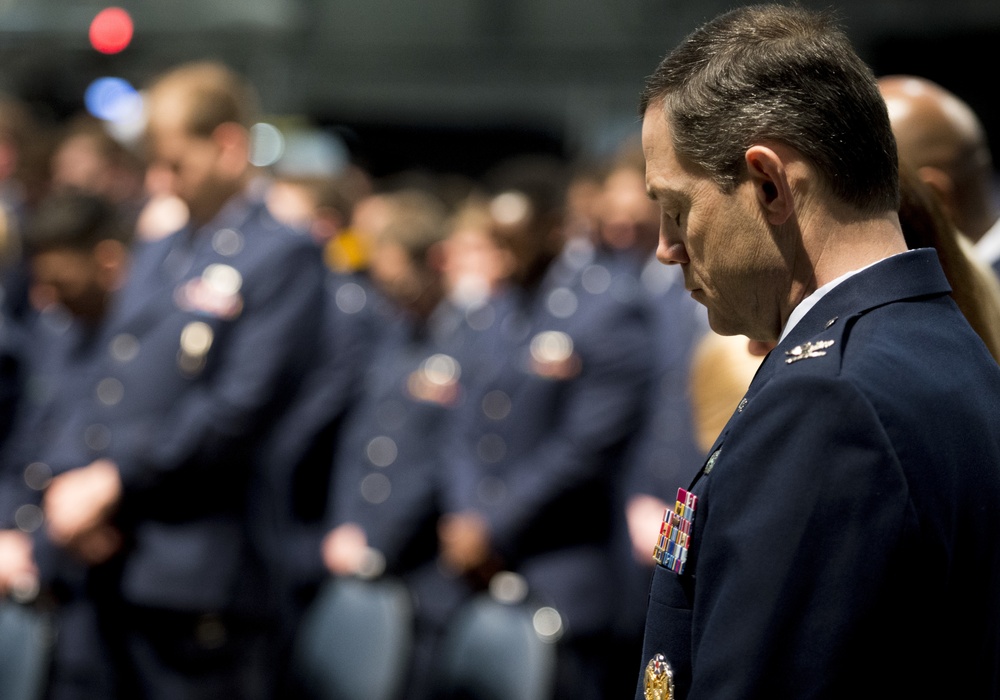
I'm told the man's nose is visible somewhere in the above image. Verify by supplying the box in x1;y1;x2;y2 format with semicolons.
656;236;690;265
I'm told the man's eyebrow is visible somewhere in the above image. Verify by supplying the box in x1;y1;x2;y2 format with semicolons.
646;185;683;207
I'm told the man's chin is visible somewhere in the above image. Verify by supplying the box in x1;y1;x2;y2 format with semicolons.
704;309;744;339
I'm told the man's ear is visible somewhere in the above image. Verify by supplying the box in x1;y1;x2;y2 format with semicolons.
745;145;794;226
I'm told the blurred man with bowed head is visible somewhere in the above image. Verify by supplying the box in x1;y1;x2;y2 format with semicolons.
39;62;325;699
635;5;1000;699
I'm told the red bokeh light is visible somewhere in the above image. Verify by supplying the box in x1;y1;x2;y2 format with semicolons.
89;7;134;55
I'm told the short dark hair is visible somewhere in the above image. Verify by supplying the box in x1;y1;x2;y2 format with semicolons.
640;4;899;215
23;190;131;254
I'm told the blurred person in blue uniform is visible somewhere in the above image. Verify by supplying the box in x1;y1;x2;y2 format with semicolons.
0;191;133;699
635;6;1000;699
320;189;452;583
37;62;325;700
593;158;707;697
438;199;515;317
437;159;653;700
49;114;148;232
317;191;510;699
255;167;385;690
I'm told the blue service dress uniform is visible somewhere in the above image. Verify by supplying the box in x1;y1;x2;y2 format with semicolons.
319;296;499;699
0;307;121;699
43;193;325;699
442;241;653;698
635;249;1000;699
251;270;385;623
323;293;500;596
326;301;469;575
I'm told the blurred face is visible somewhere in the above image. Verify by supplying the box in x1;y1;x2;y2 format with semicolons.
488;192;556;282
370;240;434;314
598;168;660;253
51;135;113;196
147;121;227;225
266;181;317;231
643;105;787;339
30;249;107;320
441;226;512;303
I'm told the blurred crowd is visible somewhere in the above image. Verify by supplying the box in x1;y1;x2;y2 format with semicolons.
0;59;998;700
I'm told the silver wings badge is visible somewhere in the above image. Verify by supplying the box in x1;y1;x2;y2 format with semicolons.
784;339;835;364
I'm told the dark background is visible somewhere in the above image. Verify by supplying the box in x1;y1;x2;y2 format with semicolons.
2;0;999;179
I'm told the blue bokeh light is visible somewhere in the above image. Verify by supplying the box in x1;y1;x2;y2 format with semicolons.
84;77;143;123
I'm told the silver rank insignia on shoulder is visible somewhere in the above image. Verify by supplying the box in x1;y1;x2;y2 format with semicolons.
644;653;674;700
652;488;697;574
785;339;834;364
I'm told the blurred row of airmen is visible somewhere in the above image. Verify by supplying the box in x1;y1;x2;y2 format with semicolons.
0;61;712;700
5;59;1000;700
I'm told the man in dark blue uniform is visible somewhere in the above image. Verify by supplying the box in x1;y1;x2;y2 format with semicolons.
439;165;653;700
0;191;131;699
316;190;483;698
322;191;456;583
39;62;325;699
635;6;1000;699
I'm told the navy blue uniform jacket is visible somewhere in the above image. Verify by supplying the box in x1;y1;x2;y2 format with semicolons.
0;309;112;557
636;249;1000;699
253;271;384;606
327;303;467;575
444;244;653;638
45;195;325;615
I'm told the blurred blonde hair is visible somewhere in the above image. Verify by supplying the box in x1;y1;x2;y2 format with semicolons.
898;163;1000;362
690;332;764;453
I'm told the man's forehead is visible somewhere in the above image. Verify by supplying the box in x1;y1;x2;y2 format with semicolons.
641;106;689;198
640;103;669;152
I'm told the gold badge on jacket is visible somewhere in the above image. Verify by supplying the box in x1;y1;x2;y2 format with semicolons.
644;653;674;700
